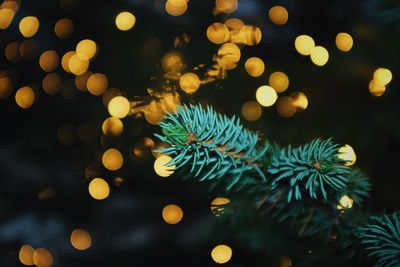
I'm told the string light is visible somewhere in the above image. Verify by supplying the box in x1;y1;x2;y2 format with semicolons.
42;73;62;95
115;11;136;31
68;54;89;75
368;79;386;97
76;39;97;61
165;0;188;16
310;46;329;66
211;244;232;264
294;35;315;56
290;91;308;111
162;204;183;224
276;96;296;118
32;248;53;267
0;74;12;99
335;32;353;52
0;8;15;29
215;0;238;14
218;43;241;69
88;178;110;200
256;85;277;107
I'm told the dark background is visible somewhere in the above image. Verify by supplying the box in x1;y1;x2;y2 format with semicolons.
0;0;399;266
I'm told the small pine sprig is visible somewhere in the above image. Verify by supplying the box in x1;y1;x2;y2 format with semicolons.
268;139;350;202
155;104;268;191
344;168;371;204
358;213;400;267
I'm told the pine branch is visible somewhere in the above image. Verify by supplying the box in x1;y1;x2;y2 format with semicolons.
155;104;268;191
344;168;371;204
357;213;400;267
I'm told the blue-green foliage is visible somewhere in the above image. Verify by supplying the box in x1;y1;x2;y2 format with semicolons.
358;213;400;267
155;104;268;190
268;139;350;202
344;168;371;204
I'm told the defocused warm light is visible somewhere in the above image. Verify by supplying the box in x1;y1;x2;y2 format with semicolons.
294;35;315;56
218;43;241;69
269;71;289;93
256;85;277;107
76;39;97;60
338;144;356;166
215;0;238;14
19;16;39;38
165;0;188;16
39;50;59;72
87;73;108;96
108;96;131;118
154;155;175;177
144;101;165;125
241;101;262;121
162;51;184;71
207;22;230;44
42;73;61;95
373;68;392;86
152;141;169;158
115;11;136;31
290;91;308;111
88;178;110;200
114;176;124;186
70;229;92;250
337;195;353;210
102;117;123;137
5;41;21;63
19;39;39;59
0;8;14;29
224;18;244;30
211;244;232;264
102;88;122;106
276;96;296;118
74;71;91;91
57;124;76;146
15;86;35;109
19;245;35;266
236;25;262;45
68;54;89;75
61;51;75;73
244;57;265;77
335;32;353;52
210;197;230;216
368;79;386;97
32;248;53;267
0;75;12;99
179;73;200;94
54;18;74;39
162;204;183;224
102;148;123;171
278;256;293;267
268;5;288;25
310;46;329;66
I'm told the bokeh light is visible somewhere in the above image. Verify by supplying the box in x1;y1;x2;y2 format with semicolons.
5;41;21;63
61;51;75;73
268;5;288;25
338;144;356;166
215;0;238;14
276;96;296;118
236;25;262;45
269;71;289;93
310;46;329;66
102;148;123;171
165;0;188;16
335;32;353;52
162;51;184;71
294;35;315;56
68;54;89;75
42;73;61;95
211;244;232;264
0;8;15;29
88;178;110;200
76;39;97;60
154;155;175;177
19;39;39;59
87;73;108;96
244;57;265;77
115;11;136;31
32;248;53;267
0;74;13;99
241;101;262;121
102;117;123;137
70;229;92;250
290;91;308;111
19;245;35;266
179;72;200;94
337;195;354;210
19;16;39;38
39;50;59;72
373;68;392;86
218;43;241;69
256;85;277;107
162;204;183;224
15;86;35;109
207;22;230;44
54;18;74;39
368;79;386;97
108;96;131;118
210;197;230;216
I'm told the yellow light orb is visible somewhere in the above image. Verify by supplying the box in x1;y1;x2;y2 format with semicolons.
368;79;386;97
5;41;21;63
338;144;356;166
217;43;241;69
256;85;277;107
76;39;97;60
310;46;329;66
241;101;262;121
102;117;123;137
102;87;122;106
179;73;200;94
0;75;13;99
74;71;92;91
42;73;61;95
162;204;183;224
115;11;136;31
162;51;184;71
337;195;354;210
39;50;59;72
236;25;262;46
335;32;353;52
19;16;39;38
19;245;35;266
269;71;289;93
108;96;131;118
373;68;392;86
32;248;53;267
290;91;308;111
86;73;108;96
210;197;231;216
244;57;265;77
61;51;75;73
211;244;232;264
207;22;230;44
165;0;188;16
294;35;315;56
68;54;89;75
224;18;244;30
88;178;110;200
15;86;35;109
276;96;296;118
268;5;289;25
154;155;175;177
70;229;92;250
215;0;238;14
0;8;15;30
102;148;123;171
54;18;74;39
